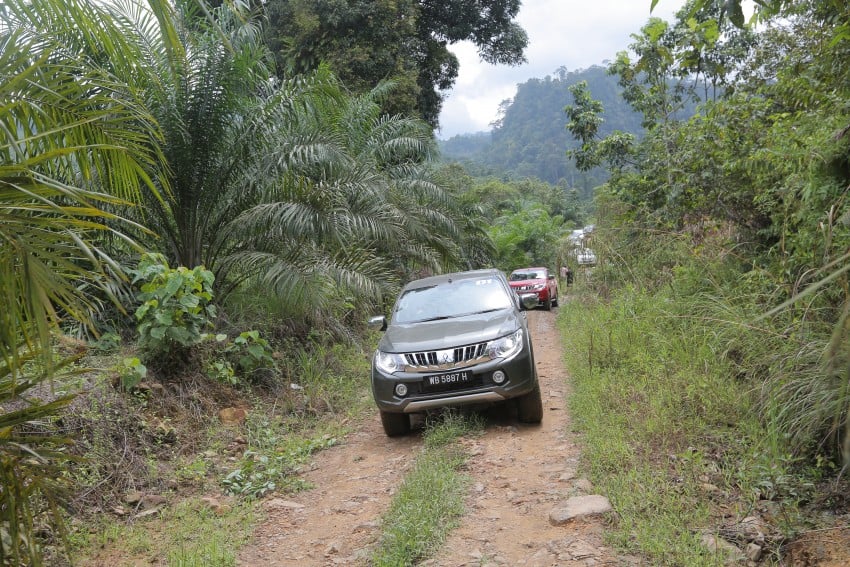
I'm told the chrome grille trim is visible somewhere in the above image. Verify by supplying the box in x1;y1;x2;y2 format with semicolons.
402;341;489;372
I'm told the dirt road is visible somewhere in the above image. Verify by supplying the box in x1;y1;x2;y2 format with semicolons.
238;309;624;566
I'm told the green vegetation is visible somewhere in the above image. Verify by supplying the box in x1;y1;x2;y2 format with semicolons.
264;0;528;125
73;497;256;567
65;336;370;565
452;174;587;272
2;0;513;558
3;0;850;563
131;254;217;367
555;2;850;562
573;0;850;468
0;0;165;560
221;411;341;499
560;283;760;563
371;412;482;566
560;234;843;560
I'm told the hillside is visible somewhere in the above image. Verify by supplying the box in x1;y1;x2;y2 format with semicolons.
439;66;644;195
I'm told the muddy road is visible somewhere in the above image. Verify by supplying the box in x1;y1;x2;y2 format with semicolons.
238;309;623;566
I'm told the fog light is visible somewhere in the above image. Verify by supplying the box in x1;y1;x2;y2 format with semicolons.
492;370;506;384
395;383;408;397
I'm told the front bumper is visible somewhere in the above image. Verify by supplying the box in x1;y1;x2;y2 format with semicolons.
371;345;537;414
511;287;549;303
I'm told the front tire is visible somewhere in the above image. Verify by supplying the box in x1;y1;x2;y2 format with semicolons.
516;381;543;423
380;410;411;436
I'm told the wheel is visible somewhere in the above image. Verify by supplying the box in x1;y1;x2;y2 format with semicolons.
543;296;552;310
380;410;411;436
516;381;543;423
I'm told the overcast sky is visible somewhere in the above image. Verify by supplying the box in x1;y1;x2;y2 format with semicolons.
436;0;688;139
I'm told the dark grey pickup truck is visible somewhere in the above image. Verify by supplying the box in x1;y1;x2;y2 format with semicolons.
368;268;542;436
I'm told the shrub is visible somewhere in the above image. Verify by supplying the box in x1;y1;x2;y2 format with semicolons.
130;254;216;368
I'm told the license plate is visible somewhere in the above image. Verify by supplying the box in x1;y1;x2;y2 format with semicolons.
424;370;471;389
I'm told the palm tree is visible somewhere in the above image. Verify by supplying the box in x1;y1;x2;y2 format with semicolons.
0;2;167;562
88;0;488;318
223;69;490;319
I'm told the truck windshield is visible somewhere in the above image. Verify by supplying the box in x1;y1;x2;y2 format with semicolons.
393;277;511;324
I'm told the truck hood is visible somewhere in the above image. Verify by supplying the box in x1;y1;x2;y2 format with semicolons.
379;309;521;353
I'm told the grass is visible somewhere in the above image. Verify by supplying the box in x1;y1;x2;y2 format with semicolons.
73;498;256;567
558;287;793;565
370;411;482;566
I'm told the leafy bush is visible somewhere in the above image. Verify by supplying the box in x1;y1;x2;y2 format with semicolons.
226;331;275;378
90;332;122;353
117;357;148;390
201;331;276;386
204;359;236;385
130;254;217;366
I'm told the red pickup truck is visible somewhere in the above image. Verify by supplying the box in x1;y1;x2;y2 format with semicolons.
507;267;559;310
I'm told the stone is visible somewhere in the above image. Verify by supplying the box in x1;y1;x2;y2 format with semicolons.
739;515;768;542
200;496;221;509
558;467;578;482
264;498;305;511
139;494;166;510
218;407;248;425
123;491;144;505
134;508;160;519
746;542;763;562
701;534;746;563
549;495;613;525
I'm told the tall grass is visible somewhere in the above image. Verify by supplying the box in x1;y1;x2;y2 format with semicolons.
588;221;850;469
562;223;849;561
559;285;791;563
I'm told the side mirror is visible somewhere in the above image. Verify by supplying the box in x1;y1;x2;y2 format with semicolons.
368;315;387;331
519;293;539;310
548;274;555;280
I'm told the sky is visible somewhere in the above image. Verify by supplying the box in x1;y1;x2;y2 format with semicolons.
436;0;688;139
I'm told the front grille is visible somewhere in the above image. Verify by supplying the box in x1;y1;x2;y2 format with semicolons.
403;342;489;372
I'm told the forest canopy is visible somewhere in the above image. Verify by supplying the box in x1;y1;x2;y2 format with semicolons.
262;0;528;125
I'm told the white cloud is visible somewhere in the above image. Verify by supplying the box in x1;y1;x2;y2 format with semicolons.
437;0;688;139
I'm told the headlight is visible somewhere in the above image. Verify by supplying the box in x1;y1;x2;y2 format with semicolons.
532;283;545;290
375;350;404;374
488;329;524;360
